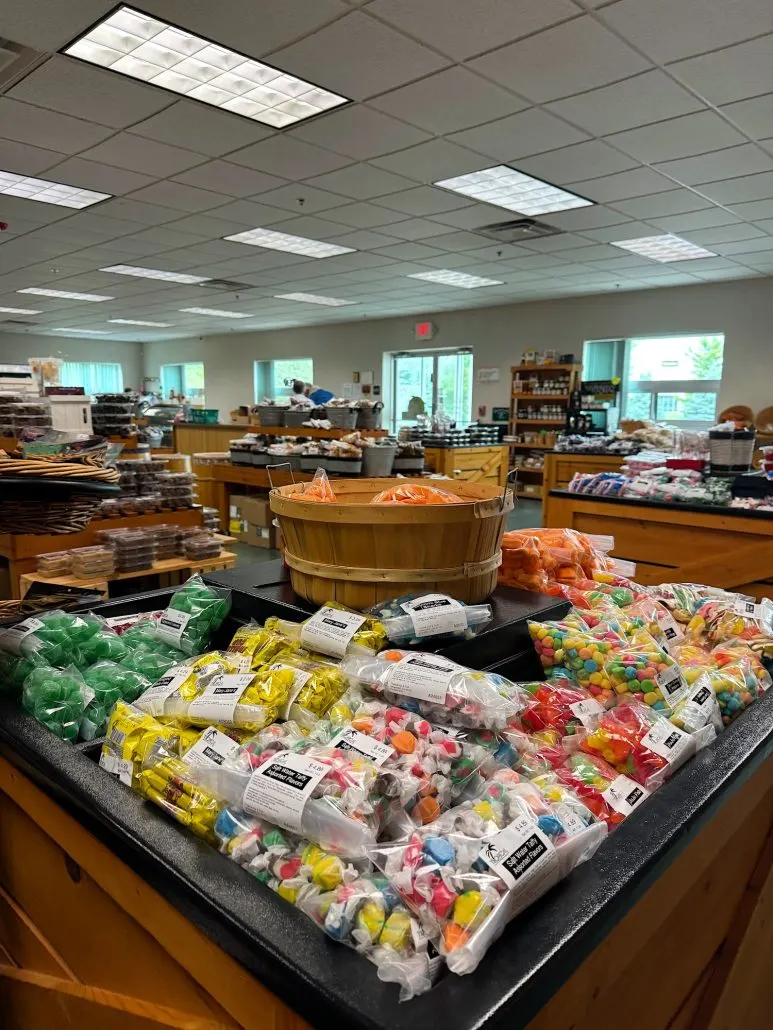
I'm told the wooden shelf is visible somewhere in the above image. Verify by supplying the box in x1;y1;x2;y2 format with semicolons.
507;442;556;450
511;364;580;372
514;466;544;475
512;394;570;401
512;419;567;426
256;425;387;439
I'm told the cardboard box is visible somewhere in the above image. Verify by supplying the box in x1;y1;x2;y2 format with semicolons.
230;494;271;528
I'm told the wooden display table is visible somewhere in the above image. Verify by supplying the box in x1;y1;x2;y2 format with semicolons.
0;509;203;599
542;451;625;504
424;444;509;488
174;422;386;456
210;464;311;533
545;489;773;598
18;551;236;599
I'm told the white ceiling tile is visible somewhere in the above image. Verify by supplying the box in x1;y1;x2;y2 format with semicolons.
267;11;450;100
258;214;350;239
304;164;418;200
226;136;352;178
9;56;175;128
0;0;116;50
540;205;632;230
320;202;411;228
429;230;492;251
368;68;527;135
671;34;773;106
449;108;588;163
545;70;705;136
41;158;156;196
372;242;448;261
323;229;403;250
129;101;273;157
288;105;430;159
712;237;773;256
414;253;479;269
613;189;711;218
0;139;67;176
698;171;773;205
371;139;488;181
371;187;474;217
721;95;773;141
727;199;773;220
655;145;773;187
600;0;773;64
0;97;114;157
748;218;773;234
516;140;637;184
651;208;742;231
0;195;73;224
428;203;519;230
686;224;766;245
171;161;287;198
469;16;650;103
251;183;351;214
91;198;186;226
606;111;746;163
158;213;249;238
79;134;207;177
368;0;578;60
568;167;676;203
125;181;232;214
203;199;298;228
375;218;457;241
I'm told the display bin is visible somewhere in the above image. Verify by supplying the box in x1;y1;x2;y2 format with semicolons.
0;574;771;1030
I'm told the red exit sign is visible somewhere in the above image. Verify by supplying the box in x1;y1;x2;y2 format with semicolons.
414;321;436;341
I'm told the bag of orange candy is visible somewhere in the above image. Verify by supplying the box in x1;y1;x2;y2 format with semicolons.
370;484;460;504
287;468;337;502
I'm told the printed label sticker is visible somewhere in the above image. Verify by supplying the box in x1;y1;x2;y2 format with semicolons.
481;814;559;899
300;607;366;658
155;608;191;647
243;750;328;833
0;616;44;655
384;652;458;705
187;673;255;723
602;774;649;816
134;666;190;717
183;726;240;768
401;594;467;637
330;727;394;767
642;720;693;768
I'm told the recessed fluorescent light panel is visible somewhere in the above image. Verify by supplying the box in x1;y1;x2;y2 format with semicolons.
18;288;113;302
407;270;503;289
52;328;109;334
224;227;354;258
0;170;110;209
180;307;251;318
0;306;42;315
276;293;356;307
100;264;211;284
610;233;716;262
64;5;349;127
435;165;592;216
109;318;173;326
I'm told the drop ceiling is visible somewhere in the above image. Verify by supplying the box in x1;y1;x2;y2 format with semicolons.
0;0;772;342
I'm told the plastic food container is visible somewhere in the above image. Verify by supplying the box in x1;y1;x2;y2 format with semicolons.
183;532;221;560
36;551;72;576
70;546;115;578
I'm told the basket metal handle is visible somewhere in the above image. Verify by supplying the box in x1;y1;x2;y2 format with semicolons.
501;467;519;511
266;462;295;488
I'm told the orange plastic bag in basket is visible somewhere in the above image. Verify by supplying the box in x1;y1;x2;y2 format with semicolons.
288;468;337;502
370;484;460;504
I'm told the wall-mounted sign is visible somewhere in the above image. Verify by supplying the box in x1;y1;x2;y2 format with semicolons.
476;367;501;383
414;321;436;341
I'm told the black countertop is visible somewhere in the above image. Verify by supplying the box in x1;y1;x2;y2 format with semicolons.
550;489;773;520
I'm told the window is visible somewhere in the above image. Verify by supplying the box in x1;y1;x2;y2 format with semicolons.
254;358;314;401
389;349;473;433
160;362;205;403
584;334;724;428
60;361;123;395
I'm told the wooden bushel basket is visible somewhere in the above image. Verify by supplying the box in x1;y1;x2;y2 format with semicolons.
269;476;514;608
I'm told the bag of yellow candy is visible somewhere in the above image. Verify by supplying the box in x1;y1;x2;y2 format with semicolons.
268;651;350;728
226;622;298;672
134;651;238;720
137;739;224;845
99;700;180;787
265;601;387;660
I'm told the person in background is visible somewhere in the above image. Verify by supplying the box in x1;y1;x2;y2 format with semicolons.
306;382;334;405
289;379;310;406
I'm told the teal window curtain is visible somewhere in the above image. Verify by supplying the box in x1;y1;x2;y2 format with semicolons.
60;361;123;395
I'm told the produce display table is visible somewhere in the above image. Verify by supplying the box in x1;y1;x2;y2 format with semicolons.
545;489;773;597
19;550;236;599
541;451;626;507
0;582;771;1030
0;508;204;599
424;444;509;488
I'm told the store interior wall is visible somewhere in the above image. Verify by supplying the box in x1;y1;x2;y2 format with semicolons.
142;277;772;420
0;333;144;391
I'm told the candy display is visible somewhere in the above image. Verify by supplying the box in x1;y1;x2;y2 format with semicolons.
342;650;521;730
602;628;686;710
687;597;773;647
265;602;387;659
0;610;102;668
515;679;604;738
266;652;350;727
154;575;231;655
100;701;180;786
370;484;460;504
499;528;616;592
21;664;88;741
553;752;640;828
138;741;223;844
528;618;621;702
226;623;295;672
366;594;492;648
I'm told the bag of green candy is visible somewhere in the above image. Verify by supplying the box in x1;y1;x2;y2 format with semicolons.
78;615;132;665
0;650;51;697
21;664;91;742
120;644;186;681
0;610;101;669
154;575;231;656
80;661;153;740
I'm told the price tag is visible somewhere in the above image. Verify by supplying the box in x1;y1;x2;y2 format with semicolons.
553;803;587;837
384;652;458;705
480;816;560;908
656;664;686;702
183;727;240;768
187;674;254;723
243;750;328;833
300;607;366;658
272;664;313;720
602;775;649;816
678;678;723;733
569;698;603;728
657;609;683;646
330;727;394;767
155;608;191;647
401;594;467;637
135;666;190;717
99;751;134;787
0;617;44;655
642;720;693;769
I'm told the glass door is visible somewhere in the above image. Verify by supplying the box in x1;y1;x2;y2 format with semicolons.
436;351;473;424
390;350;474;432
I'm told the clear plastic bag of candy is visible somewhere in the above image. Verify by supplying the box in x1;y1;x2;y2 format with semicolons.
528;618;622;703
77;615;131;665
712;640;772;691
265;601;387;660
214;808;439;999
581;700;697;788
602;627;687;710
136;739;224;844
80;660;152;739
667;672;724;734
702;655;768;725
552;752;645;829
21;663;90;742
0;649;51;698
370;778;605;977
514;680;605;739
649;583;737;626
134;652;238;719
154;575;231;656
119;645;186;681
687;596;773;648
0;610;100;668
365;593;492;648
226;622;297;672
341;649;521;730
100;700;181;787
263;651;350;728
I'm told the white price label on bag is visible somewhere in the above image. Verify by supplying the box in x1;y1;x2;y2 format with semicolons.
243;750;328;833
135;666;190;717
183;727;240;768
401;594;467;637
187;673;254;723
602;775;649;816
481;815;560;904
642;720;693;768
569;698;604;728
384;652;458;705
273;664;313;720
656;664;686;701
657;610;683;646
99;751;134;787
0;617;44;655
300;607;366;658
678;678;722;733
330;727;394;767
155;608;191;647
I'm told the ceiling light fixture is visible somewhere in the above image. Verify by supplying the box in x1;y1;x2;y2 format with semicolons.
109;318;174;326
609;233;716;262
64;5;349;128
275;293;356;306
100;264;211;284
0;170;110;209
18;288;113;301
407;270;503;289
179;307;251;318
52;328;109;334
435;165;592;216
0;306;42;315
224;226;354;258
